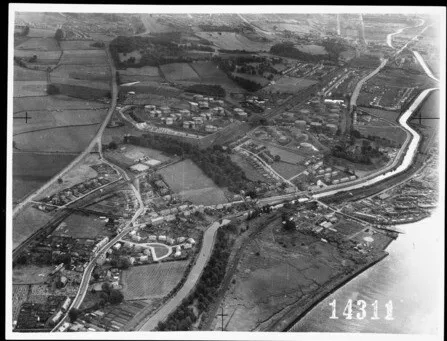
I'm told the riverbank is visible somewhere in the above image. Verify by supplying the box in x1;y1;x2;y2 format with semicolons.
267;252;389;332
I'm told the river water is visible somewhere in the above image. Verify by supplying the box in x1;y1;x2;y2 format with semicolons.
289;212;443;334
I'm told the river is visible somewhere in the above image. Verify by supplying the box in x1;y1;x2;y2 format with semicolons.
289;212;443;334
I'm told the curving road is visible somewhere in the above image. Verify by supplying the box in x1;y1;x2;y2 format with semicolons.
137;219;231;331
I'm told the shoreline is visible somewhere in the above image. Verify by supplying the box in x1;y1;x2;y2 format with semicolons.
275;252;390;332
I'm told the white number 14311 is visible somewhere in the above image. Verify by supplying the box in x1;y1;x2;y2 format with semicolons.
329;299;394;320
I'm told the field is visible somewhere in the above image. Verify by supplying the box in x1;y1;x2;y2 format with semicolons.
160;63;200;82
13;265;53;285
196;32;272;52
14;81;48;97
296;44;328;55
59;40;104;50
121;261;190;300
118;66;161;83
265;76;317;94
14;67;47;81
140;14;178;33
14;49;61;61
13;95;108;112
265;145;306;164
189;61;243;90
60;50;108;65
27;28;59;38
14;109;107;135
51;64;110;83
13;153;78;202
213;216;356;331
13;124;100;152
118;50;142;64
372;68;434;88
158;159;228;205
12;204;53;248
51;213;112;239
358;107;401;123
271;161;306;179
16;37;60;51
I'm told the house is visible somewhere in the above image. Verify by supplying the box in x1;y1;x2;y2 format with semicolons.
183;243;192;249
187;238;196;244
166;237;175;245
158;235;167;242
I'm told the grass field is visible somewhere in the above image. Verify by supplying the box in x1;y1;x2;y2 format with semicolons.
14;49;61;61
13;109;108;135
14;81;48;97
105;144;171;167
13;285;30;320
52;213;112;239
265;145;306;164
266;76;317;94
196;32;272;51
121;261;190;300
16;37;60;51
59;40;104;50
121;66;160;76
12;204;53;248
140;14;178;33
13;124;100;152
296;44;328;55
271;161;306;179
60;50;108;65
160;63;200;82
51;64;110;83
27;28;59;38
13;95;107;112
189;61;243;91
14;66;47;81
158;159;228;205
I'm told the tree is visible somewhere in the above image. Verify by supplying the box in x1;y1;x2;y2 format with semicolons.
47;84;60;95
109;289;124;304
108;141;118;150
54;28;64;41
68;308;80;322
274;155;281;162
101;282;111;293
117;256;131;269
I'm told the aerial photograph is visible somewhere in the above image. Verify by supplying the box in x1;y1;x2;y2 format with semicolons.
7;4;444;338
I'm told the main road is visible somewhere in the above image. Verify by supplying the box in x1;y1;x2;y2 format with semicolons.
137;219;231;331
13;44;118;217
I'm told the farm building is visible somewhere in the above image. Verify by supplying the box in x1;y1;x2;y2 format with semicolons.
112;243;121;250
177;237;186;243
143;158;162;167
183;243;192;249
158;235;167;242
151;217;164;225
205;125;218;132
187;238;196;244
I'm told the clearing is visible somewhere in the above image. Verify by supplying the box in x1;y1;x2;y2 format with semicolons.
196;32;272;52
158;159;228;205
160;63;200;82
14;81;48;97
296;44;328;55
13;265;54;285
60;50;108;65
51;213;113;239
266;76;317;94
121;261;190;300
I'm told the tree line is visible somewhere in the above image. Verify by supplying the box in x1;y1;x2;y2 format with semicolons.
126;136;251;193
156;228;232;331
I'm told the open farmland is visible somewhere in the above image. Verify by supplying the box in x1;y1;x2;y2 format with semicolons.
13;124;100;152
121;261;190;300
59;40;105;50
27;27;58;38
13;108;108;134
158;159;228;205
51;64;111;83
160;63;200;81
196;32;272;52
16;37;60;51
13;95;108;112
14;49;61;61
14;81;48;97
60;50;108;65
14;67;47;81
140;14;179;33
265;76;317;93
119;66;162;83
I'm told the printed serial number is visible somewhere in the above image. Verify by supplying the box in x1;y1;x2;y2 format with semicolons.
329;299;394;320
